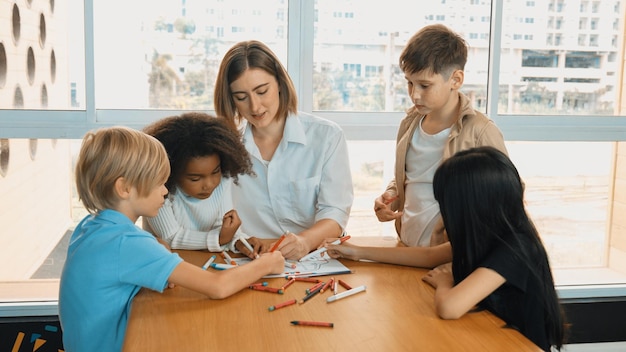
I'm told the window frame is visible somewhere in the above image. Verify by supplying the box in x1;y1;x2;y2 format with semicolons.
0;0;625;317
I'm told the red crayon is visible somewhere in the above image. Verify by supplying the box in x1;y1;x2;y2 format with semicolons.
319;278;334;293
306;281;325;294
338;279;352;290
292;277;321;283
280;278;296;291
269;298;297;312
290;320;334;328
250;282;268;287
249;285;283;294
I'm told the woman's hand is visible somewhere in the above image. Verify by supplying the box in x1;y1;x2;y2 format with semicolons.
274;232;309;260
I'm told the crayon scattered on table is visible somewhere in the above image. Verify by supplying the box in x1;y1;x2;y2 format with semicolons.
338;279;352;290
290;320;334;328
299;284;323;304
268;298;297;312
327;285;367;303
249;285;283;294
306;281;325;294
320;278;334;293
280;278;296;291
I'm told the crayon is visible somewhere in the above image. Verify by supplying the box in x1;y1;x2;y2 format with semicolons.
239;237;258;258
249;285;283;294
269;234;287;253
280;278;296;291
201;255;216;270
320;278;334;293
221;251;236;265
327;285;367;303
290;320;334;328
268;298;297;311
306;281;325;294
292;277;321;283
299;284;323;304
209;263;235;270
338;279;352;290
250;282;269;287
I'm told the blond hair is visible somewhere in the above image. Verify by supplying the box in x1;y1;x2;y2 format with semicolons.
75;126;170;213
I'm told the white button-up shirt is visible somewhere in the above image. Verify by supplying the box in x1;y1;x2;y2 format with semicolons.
233;112;353;238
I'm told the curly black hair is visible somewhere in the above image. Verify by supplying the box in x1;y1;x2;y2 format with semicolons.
143;112;254;193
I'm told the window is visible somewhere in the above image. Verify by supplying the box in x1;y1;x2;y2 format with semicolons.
1;0;626;314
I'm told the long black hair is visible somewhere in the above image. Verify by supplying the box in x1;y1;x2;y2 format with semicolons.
433;146;564;350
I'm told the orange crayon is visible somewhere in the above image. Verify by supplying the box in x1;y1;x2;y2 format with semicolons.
269;234;287;253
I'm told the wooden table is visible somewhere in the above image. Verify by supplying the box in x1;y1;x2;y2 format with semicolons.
123;237;541;351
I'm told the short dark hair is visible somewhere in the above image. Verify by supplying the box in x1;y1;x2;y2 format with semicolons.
214;40;297;125
400;24;468;78
143;112;254;193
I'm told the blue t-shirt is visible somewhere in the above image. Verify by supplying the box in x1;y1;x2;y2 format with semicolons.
59;209;183;352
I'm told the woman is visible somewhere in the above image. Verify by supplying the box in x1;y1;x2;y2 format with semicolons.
214;40;353;260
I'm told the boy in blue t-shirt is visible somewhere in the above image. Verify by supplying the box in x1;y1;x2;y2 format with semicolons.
59;126;284;351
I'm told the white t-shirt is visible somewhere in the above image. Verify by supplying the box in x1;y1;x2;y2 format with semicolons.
400;117;451;247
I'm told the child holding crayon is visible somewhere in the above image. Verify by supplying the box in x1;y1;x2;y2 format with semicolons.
59;126;284;351
326;24;507;267
143;112;256;256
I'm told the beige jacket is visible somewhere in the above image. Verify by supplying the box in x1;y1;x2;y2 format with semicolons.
385;92;508;246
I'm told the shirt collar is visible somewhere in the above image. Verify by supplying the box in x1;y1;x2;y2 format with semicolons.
97;209;135;225
242;114;308;149
282;114;307;146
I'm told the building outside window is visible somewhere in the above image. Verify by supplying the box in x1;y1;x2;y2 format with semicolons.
0;0;625;314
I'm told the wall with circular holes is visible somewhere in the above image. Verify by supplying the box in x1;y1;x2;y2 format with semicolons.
0;0;72;284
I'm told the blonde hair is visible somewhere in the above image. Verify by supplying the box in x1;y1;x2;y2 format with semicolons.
75;126;170;213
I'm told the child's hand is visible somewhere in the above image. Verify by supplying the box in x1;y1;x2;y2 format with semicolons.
374;192;403;222
258;250;285;274
326;242;361;261
422;264;454;289
235;237;261;259
219;209;241;244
